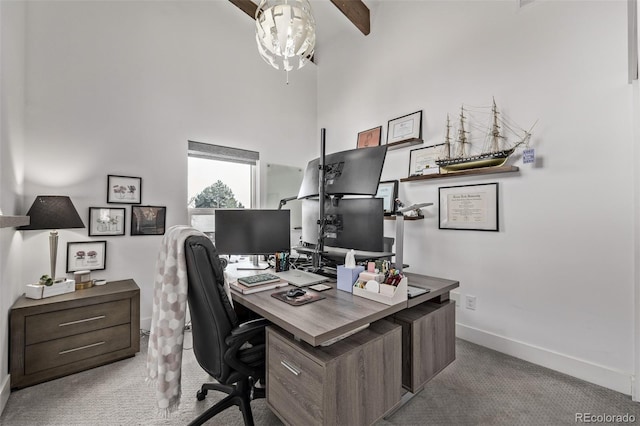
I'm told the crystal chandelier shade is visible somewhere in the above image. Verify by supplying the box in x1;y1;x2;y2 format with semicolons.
255;0;316;72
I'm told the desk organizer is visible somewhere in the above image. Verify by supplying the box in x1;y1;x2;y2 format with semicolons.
25;279;76;299
353;276;408;305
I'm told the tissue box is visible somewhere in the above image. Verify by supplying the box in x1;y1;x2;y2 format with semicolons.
25;279;76;299
337;265;365;293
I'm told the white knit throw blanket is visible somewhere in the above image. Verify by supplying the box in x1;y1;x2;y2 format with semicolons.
146;225;205;417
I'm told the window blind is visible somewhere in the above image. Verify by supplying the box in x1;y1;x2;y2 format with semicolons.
187;140;259;165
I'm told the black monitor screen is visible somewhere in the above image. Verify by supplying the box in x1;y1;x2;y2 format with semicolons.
301;198;384;252
298;145;388;199
214;209;290;255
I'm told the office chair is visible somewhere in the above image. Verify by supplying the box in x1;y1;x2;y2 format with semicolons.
184;235;269;426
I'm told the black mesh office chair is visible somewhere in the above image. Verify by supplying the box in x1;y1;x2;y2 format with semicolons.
184;235;268;426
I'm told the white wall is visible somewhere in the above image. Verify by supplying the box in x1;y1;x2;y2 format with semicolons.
318;1;635;394
19;0;317;327
0;0;27;412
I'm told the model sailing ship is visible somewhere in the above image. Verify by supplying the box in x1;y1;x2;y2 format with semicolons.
436;98;534;173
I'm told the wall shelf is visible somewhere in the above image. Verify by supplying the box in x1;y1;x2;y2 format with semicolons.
400;165;519;182
386;138;423;151
384;215;424;221
0;216;29;228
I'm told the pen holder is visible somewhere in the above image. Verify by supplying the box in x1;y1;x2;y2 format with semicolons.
275;251;289;272
337;265;364;293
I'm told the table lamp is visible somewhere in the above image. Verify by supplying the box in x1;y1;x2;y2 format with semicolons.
18;196;85;281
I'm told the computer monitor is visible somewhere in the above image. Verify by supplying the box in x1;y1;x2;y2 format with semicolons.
301;198;384;252
297;145;388;199
214;209;290;270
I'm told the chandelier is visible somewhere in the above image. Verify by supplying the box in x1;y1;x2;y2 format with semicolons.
255;0;316;80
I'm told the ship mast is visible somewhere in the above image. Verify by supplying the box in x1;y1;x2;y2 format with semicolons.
443;114;452;159
456;106;470;158
490;97;503;153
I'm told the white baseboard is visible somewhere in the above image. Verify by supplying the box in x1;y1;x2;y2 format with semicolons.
0;374;10;417
140;316;151;332
456;323;633;396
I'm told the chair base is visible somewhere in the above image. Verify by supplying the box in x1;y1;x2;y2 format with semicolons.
188;378;261;426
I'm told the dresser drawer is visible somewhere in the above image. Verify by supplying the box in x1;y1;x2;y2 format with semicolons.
268;330;324;425
25;299;130;344
24;324;131;375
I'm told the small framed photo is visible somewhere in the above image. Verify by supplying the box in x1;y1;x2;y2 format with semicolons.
88;207;126;236
67;241;107;272
387;110;422;145
357;126;382;149
409;144;443;177
131;205;166;235
439;183;499;231
107;175;142;204
376;180;399;215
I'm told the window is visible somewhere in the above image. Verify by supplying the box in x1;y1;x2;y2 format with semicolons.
187;141;258;234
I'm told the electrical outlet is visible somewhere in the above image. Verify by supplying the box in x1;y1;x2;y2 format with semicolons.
465;295;477;310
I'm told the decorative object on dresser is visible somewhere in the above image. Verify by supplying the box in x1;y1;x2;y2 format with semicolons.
357;125;382;148
17;195;85;282
10;279;140;390
88;207;125;236
66;241;107;272
387;110;423;145
74;270;93;290
107;175;141;204
131;205;166;235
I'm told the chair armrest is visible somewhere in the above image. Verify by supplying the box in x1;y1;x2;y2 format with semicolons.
226;318;269;346
224;318;269;378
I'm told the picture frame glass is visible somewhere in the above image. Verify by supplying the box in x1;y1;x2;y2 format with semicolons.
439;183;499;231
387;111;422;144
375;180;398;214
131;206;166;235
409;144;443;177
107;175;141;204
67;241;107;272
357;126;382;148
89;207;125;236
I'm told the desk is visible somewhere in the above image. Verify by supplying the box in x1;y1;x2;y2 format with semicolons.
230;270;459;425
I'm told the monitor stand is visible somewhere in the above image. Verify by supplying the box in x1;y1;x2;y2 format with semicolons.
236;255;270;271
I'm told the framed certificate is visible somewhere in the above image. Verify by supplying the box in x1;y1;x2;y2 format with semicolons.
408;144;443;176
439;183;499;231
387;110;422;144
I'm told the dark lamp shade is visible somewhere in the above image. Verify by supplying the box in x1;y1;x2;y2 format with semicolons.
17;196;85;230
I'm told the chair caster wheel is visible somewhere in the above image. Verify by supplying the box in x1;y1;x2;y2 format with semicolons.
196;390;207;401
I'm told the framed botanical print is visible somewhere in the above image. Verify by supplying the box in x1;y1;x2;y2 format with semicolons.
107;175;141;204
88;207;125;236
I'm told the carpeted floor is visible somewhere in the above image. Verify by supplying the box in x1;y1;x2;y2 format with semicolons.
2;332;639;425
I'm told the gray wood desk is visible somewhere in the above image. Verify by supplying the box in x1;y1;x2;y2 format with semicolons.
230;270;459;425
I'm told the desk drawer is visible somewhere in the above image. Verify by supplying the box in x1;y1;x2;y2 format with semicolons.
25;299;130;344
25;324;131;375
267;330;324;425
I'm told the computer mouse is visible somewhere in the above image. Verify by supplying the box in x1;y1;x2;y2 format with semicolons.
286;288;306;298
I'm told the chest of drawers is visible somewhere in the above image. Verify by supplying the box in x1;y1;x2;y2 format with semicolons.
10;279;140;389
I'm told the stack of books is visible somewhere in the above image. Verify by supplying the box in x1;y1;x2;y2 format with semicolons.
229;278;288;295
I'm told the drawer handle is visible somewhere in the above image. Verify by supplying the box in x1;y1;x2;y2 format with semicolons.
59;341;105;355
280;360;300;376
59;315;106;327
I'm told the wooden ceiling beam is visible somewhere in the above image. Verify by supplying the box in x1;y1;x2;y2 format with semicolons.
329;0;370;36
229;0;258;19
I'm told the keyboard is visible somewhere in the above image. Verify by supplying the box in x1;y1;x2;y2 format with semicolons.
237;273;281;287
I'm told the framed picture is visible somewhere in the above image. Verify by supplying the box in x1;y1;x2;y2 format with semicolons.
107;175;142;204
409;144;443;177
88;207;125;236
66;241;107;272
357;126;382;149
375;180;398;215
131;205;166;235
439;183;499;231
387;110;422;144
